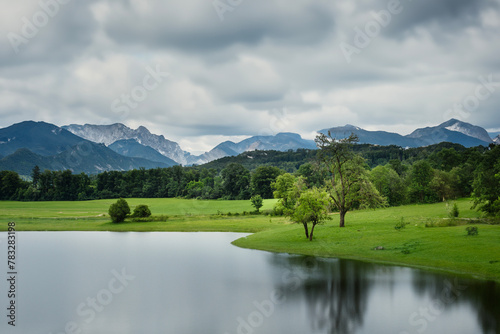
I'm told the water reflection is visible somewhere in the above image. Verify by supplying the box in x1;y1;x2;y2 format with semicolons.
269;255;376;333
269;254;499;334
410;271;500;334
0;232;497;334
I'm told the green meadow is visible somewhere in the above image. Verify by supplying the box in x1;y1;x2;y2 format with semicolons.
0;198;499;282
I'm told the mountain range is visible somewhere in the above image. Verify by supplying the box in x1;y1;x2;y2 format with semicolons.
320;119;493;148
0;118;497;175
0;122;173;175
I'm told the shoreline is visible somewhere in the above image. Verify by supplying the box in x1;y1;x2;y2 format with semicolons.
1;198;499;283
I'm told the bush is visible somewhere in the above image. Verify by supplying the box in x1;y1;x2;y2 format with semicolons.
426;219;460;228
108;198;130;223
132;204;151;218
394;218;408;231
131;215;168;222
250;195;263;212
466;226;478;236
449;202;459;218
262;209;274;216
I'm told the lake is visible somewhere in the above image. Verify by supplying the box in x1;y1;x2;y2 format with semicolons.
0;232;498;334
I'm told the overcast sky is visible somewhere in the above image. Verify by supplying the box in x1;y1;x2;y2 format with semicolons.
1;0;499;153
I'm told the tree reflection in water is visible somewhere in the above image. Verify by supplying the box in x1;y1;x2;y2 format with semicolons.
268;254;386;334
268;253;499;334
410;271;500;334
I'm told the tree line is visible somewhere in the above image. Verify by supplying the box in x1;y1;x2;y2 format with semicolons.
0;141;498;217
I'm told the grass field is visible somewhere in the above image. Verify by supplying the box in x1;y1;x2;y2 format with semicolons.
0;198;278;219
0;197;499;281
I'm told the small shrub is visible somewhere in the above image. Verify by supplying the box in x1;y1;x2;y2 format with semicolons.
108;198;130;223
272;206;284;216
262;209;273;216
131;215;168;222
132;204;151;218
449;203;459;218
425;218;460;228
250;195;263;212
466;226;478;236
394;218;408;231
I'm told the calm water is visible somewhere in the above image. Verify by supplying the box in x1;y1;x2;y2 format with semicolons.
0;232;498;334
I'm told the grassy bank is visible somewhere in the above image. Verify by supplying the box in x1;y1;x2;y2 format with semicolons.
234;198;500;282
0;198;280;232
0;198;498;281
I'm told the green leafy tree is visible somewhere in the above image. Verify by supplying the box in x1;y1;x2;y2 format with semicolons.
406;160;436;203
31;165;41;188
429;169;459;202
251;166;283;199
272;174;306;217
132;204;152;218
428;147;462;171
291;188;330;241
472;145;500;216
221;163;251;199
388;159;407;177
315;132;386;227
108;198;131;223
250;195;263;212
370;165;405;206
0;171;26;200
186;180;204;198
297;162;327;188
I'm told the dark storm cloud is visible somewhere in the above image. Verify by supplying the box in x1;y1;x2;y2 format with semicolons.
380;0;499;37
101;0;335;51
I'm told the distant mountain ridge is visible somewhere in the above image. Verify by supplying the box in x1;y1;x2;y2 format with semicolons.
320;124;418;147
321;119;493;148
190;132;317;165
63;123;317;166
1;118;497;175
63;123;189;165
108;139;177;166
0;122;171;174
0;121;86;157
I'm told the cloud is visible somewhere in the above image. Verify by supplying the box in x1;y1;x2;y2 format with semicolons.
0;0;499;152
100;0;335;51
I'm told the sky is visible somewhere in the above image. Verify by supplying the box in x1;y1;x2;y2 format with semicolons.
1;0;499;154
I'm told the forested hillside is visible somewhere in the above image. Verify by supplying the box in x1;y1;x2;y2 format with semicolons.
0;142;498;217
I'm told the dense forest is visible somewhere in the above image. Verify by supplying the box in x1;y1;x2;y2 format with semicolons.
0;142;499;215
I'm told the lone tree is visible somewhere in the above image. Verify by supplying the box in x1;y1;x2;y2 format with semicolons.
108;198;131;223
250;195;263;212
291;188;330;241
273;174;319;238
315;132;386;227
